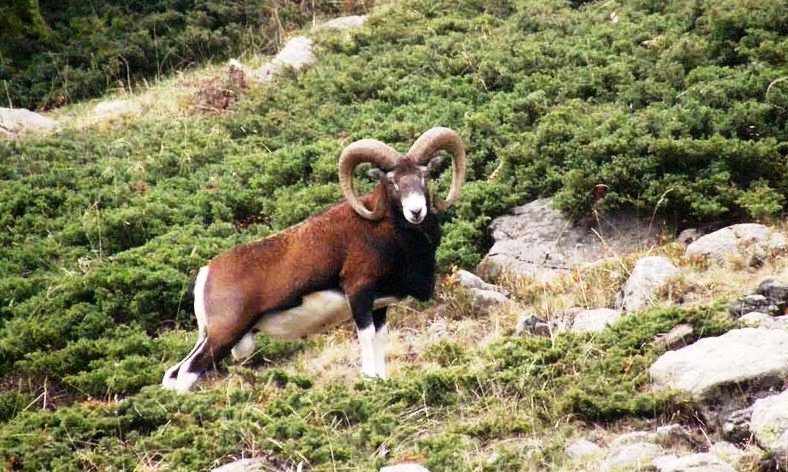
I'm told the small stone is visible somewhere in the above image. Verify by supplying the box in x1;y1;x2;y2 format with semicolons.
456;270;505;293
756;277;788;302
516;312;551;337
652;453;736;472
319;15;367;30
653;324;694;348
565;438;604;461
380;464;430;472
603;442;664;471
571;308;621;333
468;288;510;309
211;458;267;472
728;294;774;317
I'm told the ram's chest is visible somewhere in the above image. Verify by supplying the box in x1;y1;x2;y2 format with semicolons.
254;290;399;340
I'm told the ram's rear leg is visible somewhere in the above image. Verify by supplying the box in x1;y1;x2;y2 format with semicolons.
162;265;250;393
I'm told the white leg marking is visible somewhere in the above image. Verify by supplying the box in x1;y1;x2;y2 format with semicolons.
193;266;210;337
175;369;200;394
373;324;388;379
231;332;255;362
357;325;377;378
162;266;210;391
162;364;181;390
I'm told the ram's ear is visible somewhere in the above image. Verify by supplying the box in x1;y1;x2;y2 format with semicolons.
425;155;446;175
367;167;387;181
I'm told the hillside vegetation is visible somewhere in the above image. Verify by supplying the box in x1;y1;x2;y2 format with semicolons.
1;0;787;470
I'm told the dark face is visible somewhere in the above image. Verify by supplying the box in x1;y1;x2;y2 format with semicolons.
371;157;431;224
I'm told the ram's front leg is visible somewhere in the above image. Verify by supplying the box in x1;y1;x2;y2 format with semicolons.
347;285;379;378
372;307;388;379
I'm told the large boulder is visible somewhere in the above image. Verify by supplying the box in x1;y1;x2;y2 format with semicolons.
650;329;788;401
477;198;660;282
0;107;58;136
750;391;788;462
616;256;679;311
685;224;787;266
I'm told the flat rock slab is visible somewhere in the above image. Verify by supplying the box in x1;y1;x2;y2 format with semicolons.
477;198;660;282
650;328;788;400
750;390;788;460
685;224;787;265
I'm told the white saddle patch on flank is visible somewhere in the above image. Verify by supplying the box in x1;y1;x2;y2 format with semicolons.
254;290;400;340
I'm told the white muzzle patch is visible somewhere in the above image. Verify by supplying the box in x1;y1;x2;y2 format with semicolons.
402;193;427;224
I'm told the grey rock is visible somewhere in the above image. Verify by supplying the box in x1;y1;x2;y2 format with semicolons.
468;288;510;310
652;453;736;472
477;198;662;282
757;277;788;305
750;390;788;461
0;107;58;136
571;308;621;333
616;256;679;311
211;459;267;472
565;438;604;461
722;406;753;443
380;465;430;472
456;270;505;293
319;15;367;30
603;442;664;471
610;431;658;448
650;328;788;401
677;228;702;246
728;294;776;318
254;36;315;82
94;99;132;118
653;324;694;349
739;311;774;328
708;442;745;466
730;278;788;320
685;224;787;266
609;426;689;449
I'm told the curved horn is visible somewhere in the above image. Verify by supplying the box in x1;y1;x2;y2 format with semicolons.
338;139;401;220
408;127;466;211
